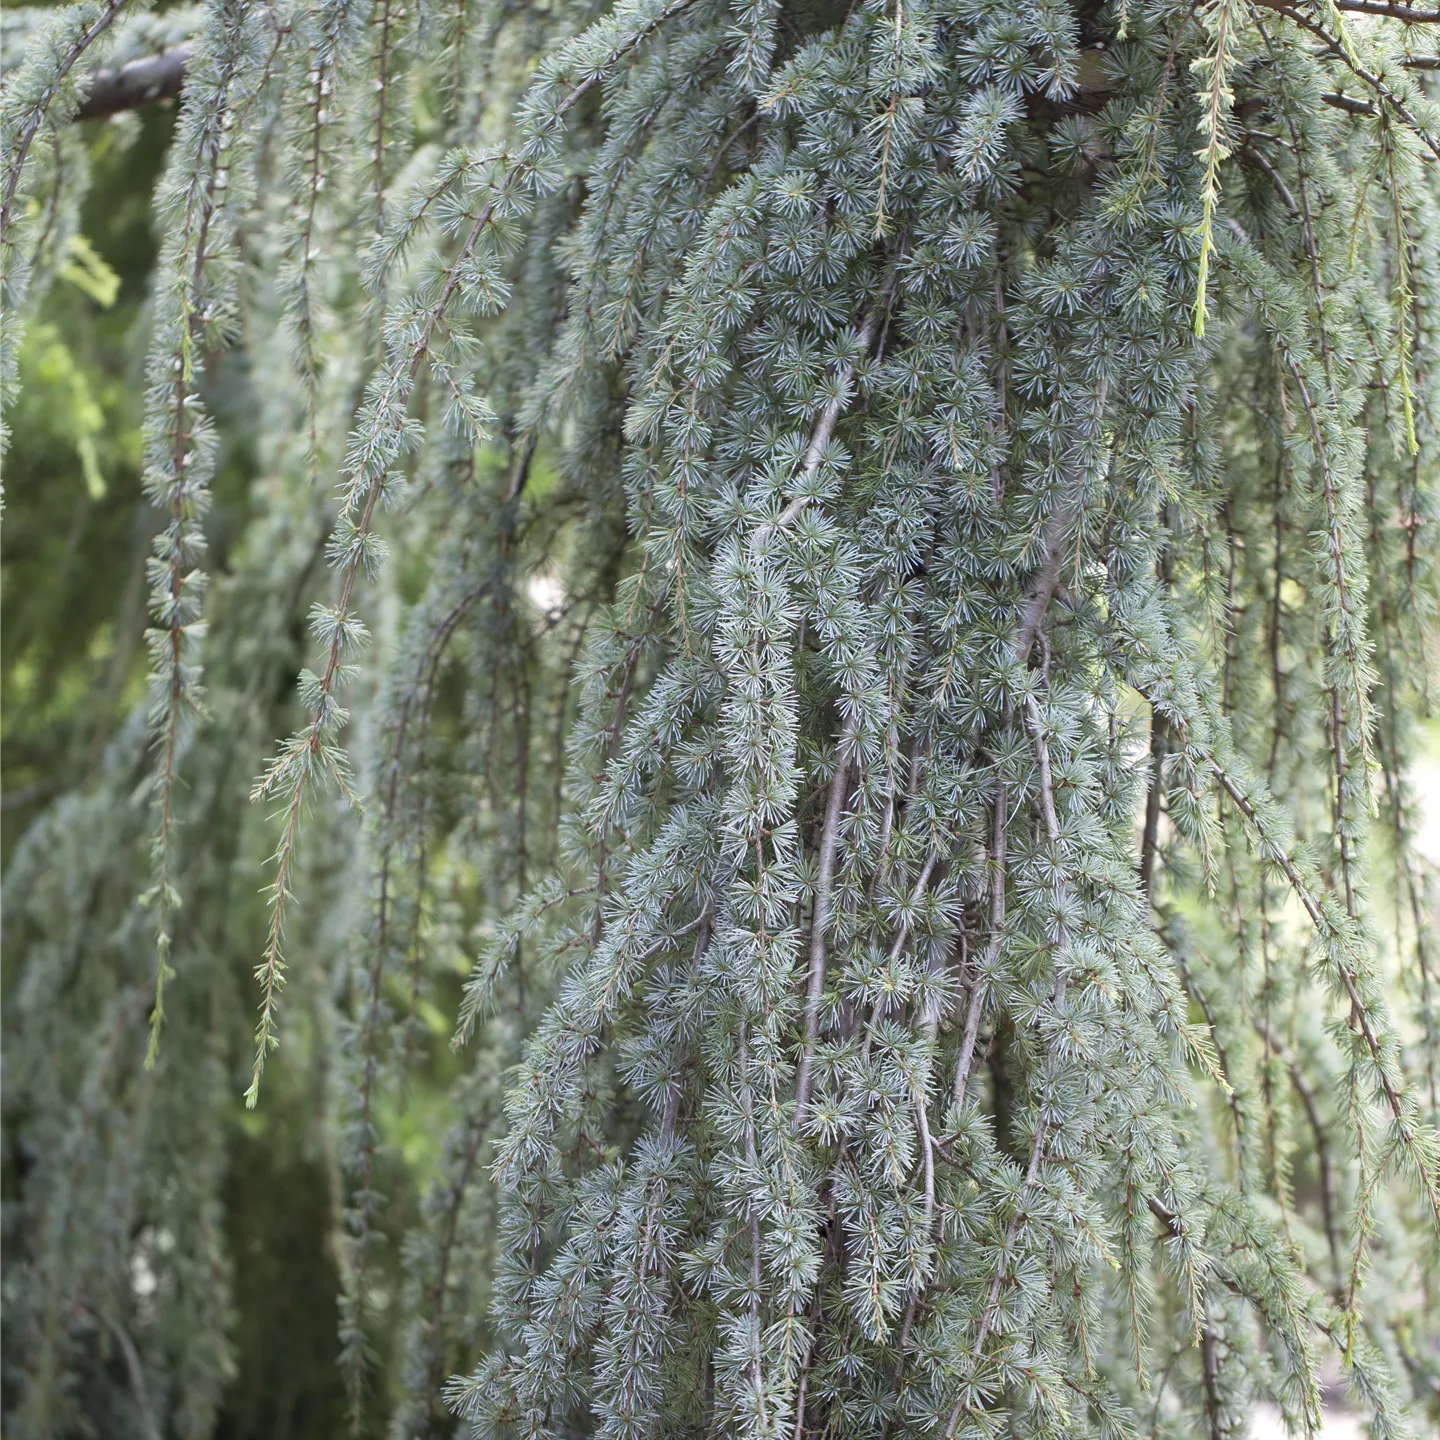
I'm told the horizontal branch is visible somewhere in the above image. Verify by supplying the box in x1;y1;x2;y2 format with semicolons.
1258;0;1440;19
1321;90;1376;116
65;32;1436;134
75;44;190;122
1323;0;1440;18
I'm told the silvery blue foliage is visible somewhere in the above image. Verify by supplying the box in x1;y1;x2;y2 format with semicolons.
3;0;1439;1436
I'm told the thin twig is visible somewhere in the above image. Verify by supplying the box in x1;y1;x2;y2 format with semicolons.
795;731;854;1124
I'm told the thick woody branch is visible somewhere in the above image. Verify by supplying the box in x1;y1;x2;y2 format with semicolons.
76;44;191;122
1260;0;1440;18
1321;91;1376;116
63;23;1439;134
63;15;1439;136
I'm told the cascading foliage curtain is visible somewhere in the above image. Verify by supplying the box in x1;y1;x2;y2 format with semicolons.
3;0;1439;1436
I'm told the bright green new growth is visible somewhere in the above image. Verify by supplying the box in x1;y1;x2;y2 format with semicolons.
3;0;1440;1436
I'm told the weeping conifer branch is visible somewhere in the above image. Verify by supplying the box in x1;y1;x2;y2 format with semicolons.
5;0;1440;1433
141;0;266;1062
1;0;138;458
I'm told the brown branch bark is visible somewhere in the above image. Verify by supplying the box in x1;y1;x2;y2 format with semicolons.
1259;0;1440;19
75;45;191;122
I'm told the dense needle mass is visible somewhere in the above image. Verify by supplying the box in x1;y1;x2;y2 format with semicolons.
2;0;1439;1437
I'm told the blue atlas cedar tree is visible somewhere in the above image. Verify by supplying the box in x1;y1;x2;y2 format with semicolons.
3;0;1440;1436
